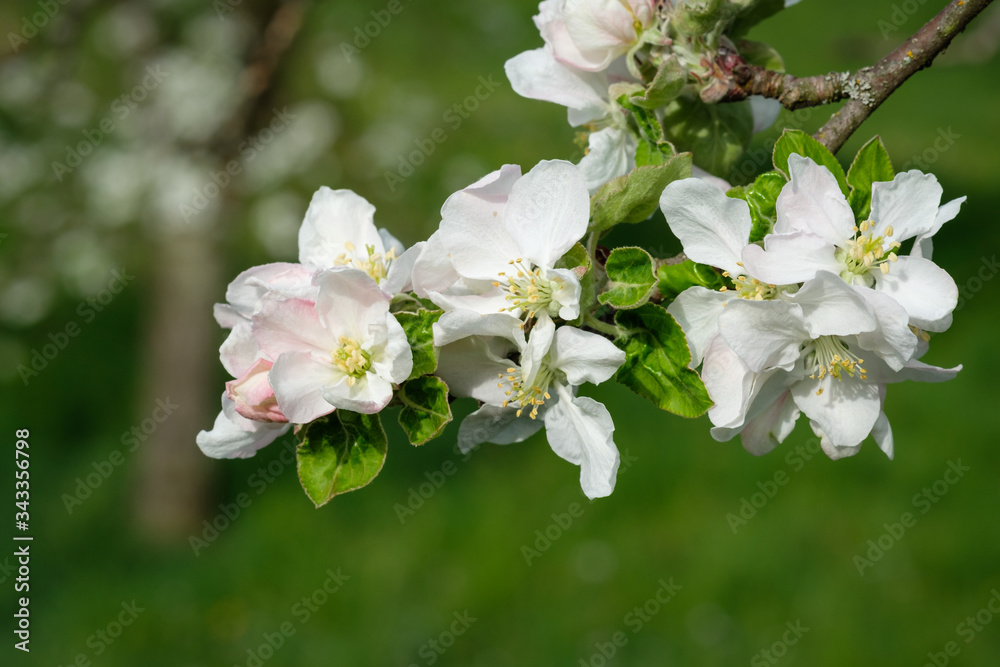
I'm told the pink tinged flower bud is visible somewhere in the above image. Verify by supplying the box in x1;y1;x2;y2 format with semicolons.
226;358;289;423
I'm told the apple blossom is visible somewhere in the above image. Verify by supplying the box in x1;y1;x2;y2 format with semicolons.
433;312;625;499
251;268;412;423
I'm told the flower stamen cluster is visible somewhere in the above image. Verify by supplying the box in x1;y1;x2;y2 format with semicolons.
838;221;900;284
333;336;372;385
333;241;398;284
807;336;867;383
494;258;563;320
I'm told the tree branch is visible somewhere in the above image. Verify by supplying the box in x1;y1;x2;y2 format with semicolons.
709;0;993;153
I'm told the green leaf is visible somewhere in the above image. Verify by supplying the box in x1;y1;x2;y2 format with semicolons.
662;95;753;178
673;0;726;36
600;247;658;310
613;304;713;418
772;128;848;195
736;39;784;72
727;170;786;242
397;376;453;445
394;309;443;379
296;411;388;507
556;242;594;325
656;260;724;301
630;56;687;109
590;153;693;233
846;136;894;220
390;293;438;314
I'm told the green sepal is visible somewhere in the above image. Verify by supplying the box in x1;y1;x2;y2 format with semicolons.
599;247;658;310
296;411;388;507
397;376;453;446
613;304;713;418
630;55;687;109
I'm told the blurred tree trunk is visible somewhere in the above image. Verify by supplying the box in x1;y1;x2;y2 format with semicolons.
132;230;218;542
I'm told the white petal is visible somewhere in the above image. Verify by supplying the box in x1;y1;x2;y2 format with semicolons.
785;271;876;337
382;241;424;295
520;314;556;386
739;391;800;456
544;387;620;499
377;227;405;256
252;295;332;360
549;267;583;320
549;326;625;385
791;375;880;449
718;299;808;372
220;321;261;377
659;178;752;276
578;126;634;192
666;286;729;368
741;231;841;285
314;268;392;343
196;394;289;459
504;159;590;269
912;196;966;260
872;411;894;460
268;351;339;424
869;170;942;241
775;155;854;245
457;404;544;453
852;287;917;371
222;262;317;322
321;372;394;414
432;310;524;348
811;421;863;461
554;0;639;71
691;165;732;192
410;231;461;298
435;336;514;405
370;311;412;384
298;187;383;269
504;48;609;125
874;256;957;331
702;335;755;428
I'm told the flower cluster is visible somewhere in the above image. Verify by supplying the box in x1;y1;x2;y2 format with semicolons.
197;187;417;458
660;155;963;459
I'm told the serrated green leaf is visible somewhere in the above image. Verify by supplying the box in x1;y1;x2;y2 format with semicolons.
296;411;388;507
737;39;784;72
556;242;594;325
394;309;443;379
772;128;848;195
397;376;453;445
846;136;894;220
613;304;713;417
630;56;687;109
662;96;753;178
600;247;657;310
591;153;693;233
656;260;725;301
727;170;787;242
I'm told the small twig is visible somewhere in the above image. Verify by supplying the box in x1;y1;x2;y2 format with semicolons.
709;0;993;153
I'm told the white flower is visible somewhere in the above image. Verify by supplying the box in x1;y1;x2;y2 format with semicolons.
433;312;626;499
535;0;657;72
250;268;412;423
740;155;962;331
706;296;960;457
413;159;589;330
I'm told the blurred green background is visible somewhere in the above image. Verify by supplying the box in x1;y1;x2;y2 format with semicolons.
2;0;999;665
